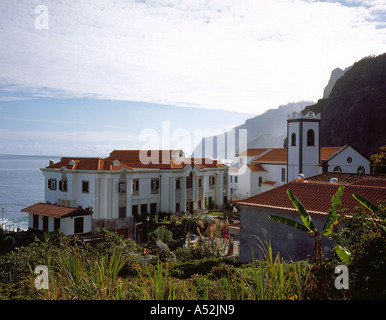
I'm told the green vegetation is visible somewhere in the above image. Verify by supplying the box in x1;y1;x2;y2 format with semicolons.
0;198;384;300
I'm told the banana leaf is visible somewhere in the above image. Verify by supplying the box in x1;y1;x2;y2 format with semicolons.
287;189;316;232
269;214;310;233
322;186;345;236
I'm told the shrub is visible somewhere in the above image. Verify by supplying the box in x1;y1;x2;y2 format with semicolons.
149;226;174;245
348;231;386;299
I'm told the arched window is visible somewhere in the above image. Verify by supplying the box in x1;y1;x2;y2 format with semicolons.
307;129;315;146
333;166;342;173
357;166;365;174
291;133;296;146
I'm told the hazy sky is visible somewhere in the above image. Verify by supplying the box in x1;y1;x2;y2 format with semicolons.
0;0;385;156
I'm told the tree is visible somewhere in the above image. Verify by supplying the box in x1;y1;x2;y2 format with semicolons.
269;186;350;266
371;145;386;174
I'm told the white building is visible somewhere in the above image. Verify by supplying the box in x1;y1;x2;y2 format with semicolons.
24;149;229;237
230;112;370;198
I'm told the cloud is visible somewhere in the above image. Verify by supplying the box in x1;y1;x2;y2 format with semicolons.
0;0;385;114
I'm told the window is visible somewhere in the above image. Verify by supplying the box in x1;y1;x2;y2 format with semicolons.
132;179;139;195
151;179;159;189
176;179;180;189
235;176;238;183
141;204;147;215
82;181;89;193
230;176;233;183
43;216;48;231
48;179;57;190
347;157;352;163
187;173;193;188
119;206;127;218
54;218;60;231
291;133;296;146
132;205;138;216
307;129;315;146
357;166;365;174
209;176;215;189
176;202;180;212
333;166;342;173
119;182;126;193
198;178;202;188
74;217;84;234
259;176;263;187
33;214;39;229
150;203;157;215
281;168;286;182
59;180;67;192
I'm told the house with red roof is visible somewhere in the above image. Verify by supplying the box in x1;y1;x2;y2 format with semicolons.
230;111;370;199
235;173;386;262
25;149;229;237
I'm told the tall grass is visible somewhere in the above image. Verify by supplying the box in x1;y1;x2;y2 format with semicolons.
33;245;130;300
206;239;312;300
29;238;312;300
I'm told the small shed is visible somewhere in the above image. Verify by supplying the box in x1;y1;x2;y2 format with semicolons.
22;202;92;235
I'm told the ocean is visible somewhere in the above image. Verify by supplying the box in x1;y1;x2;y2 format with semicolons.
0;155;60;231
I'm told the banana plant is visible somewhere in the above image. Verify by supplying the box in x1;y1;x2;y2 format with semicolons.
269;186;351;265
352;193;386;233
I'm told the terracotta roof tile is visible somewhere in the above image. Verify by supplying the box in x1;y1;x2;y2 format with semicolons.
251;148;287;164
320;147;342;161
246;164;267;172
262;180;276;185
250;147;344;165
22;203;92;218
350;179;386;189
237;148;270;157
46;157;134;171
46;151;225;171
235;181;386;215
306;172;386;185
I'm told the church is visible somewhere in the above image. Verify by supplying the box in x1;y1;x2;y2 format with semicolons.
229;111;371;199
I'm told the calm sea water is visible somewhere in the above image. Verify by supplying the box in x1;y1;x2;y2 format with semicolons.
0;156;60;231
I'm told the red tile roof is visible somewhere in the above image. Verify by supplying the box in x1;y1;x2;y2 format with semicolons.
306;172;386;185
22;203;92;218
237;148;270;157
46;157;134;171
46;151;226;171
320;147;342;161
252;148;287;164
350;179;386;189
262;180;276;185
250;147;344;165
235;181;386;215
246;164;267;172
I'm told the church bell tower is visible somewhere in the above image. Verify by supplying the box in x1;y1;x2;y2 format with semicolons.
287;111;321;182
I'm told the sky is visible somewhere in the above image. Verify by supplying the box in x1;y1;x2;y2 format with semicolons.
0;0;385;157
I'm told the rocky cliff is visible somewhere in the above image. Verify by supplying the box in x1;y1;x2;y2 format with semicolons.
303;53;386;158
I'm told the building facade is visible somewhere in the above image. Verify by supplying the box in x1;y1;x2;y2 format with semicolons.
236;174;386;262
230;112;371;199
28;150;229;237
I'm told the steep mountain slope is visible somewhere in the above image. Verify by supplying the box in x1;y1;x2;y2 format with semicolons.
192;101;314;159
322;67;350;98
192;53;386;160
303;53;386;158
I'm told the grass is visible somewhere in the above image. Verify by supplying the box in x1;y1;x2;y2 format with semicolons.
0;230;314;300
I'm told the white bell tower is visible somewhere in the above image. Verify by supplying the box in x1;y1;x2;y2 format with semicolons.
287;111;321;181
